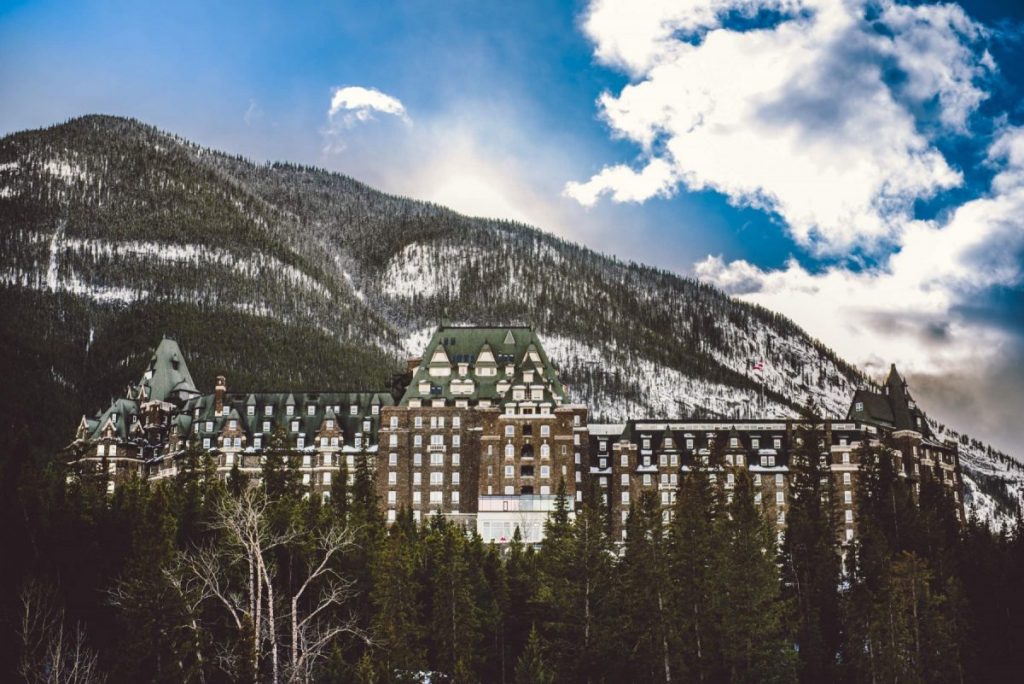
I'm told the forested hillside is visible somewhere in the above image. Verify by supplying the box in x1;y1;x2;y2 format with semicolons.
0;115;1019;521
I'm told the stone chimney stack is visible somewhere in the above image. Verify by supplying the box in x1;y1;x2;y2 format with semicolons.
215;375;227;415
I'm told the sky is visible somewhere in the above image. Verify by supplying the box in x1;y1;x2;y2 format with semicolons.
1;0;1023;452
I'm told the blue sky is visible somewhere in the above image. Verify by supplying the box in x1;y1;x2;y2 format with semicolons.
2;0;1023;450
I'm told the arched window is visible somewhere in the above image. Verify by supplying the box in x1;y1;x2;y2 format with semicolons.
540;444;550;458
504;443;514;458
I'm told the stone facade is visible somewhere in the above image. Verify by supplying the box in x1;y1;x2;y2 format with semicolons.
65;331;962;545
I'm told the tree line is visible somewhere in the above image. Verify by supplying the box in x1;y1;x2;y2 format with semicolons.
2;418;1024;682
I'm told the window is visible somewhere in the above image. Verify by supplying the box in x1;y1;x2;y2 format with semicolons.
413;472;422;486
844;491;853;504
845;528;854;541
730;437;738;448
504;465;514;479
430;434;443;447
754;474;761;486
622;491;630;504
751;438;759;449
389;435;398;447
247;405;255;416
773;438;781;449
225;453;234;466
387;490;396;504
540;424;550;437
670;454;678;466
325;419;334;430
505;425;514;437
413;491;421;504
429;491;442;504
254;437;262;449
452;452;460;466
322;472;332;485
453;416;461;429
430;452;443;466
287;405;294;416
452;491;460;505
302;473;310;485
261;421;270;433
388;471;397;485
372;405;379;415
621;473;629;486
505;444;514;458
302;454;311;467
307;405;315;416
540;444;550;459
389;416;398;428
362;420;370;432
414;416;423;428
621;453;629;467
755;492;762;504
291;421;299;432
845;510;854;523
452;472;460;485
264;406;273;416
452;434;461;447
855;401;864;412
776;491;785;504
350;405;358;415
727;473;735;486
843;472;851;485
540;465;550;479
206;421;213;432
413;453;422;466
842;452;850;464
736;455;744;466
430;472;443;486
642;438;651;449
775;474;783;485
203;438;210;449
686;438;694;450
670;474;678;485
643;474;652;486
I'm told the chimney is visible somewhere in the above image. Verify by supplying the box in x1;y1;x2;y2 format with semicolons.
215;375;227;415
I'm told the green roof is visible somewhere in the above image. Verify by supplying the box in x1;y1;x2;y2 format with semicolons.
140;338;199;404
400;325;567;406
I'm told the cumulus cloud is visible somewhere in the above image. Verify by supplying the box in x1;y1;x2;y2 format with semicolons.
568;0;993;254
696;125;1024;384
322;85;411;153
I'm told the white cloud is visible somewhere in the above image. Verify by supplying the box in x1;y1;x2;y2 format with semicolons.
696;126;1024;378
322;85;411;153
570;0;993;254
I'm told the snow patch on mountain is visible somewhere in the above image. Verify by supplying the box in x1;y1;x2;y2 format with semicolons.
382;242;462;299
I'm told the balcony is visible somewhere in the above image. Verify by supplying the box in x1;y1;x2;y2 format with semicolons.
427;444;446;453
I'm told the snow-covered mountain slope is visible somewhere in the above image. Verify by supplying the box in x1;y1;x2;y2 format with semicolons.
1;114;1019;524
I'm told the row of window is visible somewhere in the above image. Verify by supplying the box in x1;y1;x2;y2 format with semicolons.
387;452;462;467
387;470;461;486
201;403;377;420
387;490;460;506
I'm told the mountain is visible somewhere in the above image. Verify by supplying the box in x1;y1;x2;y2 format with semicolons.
0;115;1019;522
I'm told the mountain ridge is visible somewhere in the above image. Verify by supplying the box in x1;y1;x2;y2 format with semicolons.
0;114;1019;522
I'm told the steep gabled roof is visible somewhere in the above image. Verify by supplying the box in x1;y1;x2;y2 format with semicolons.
140;338;199;404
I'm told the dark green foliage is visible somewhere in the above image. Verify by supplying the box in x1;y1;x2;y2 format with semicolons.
780;406;842;683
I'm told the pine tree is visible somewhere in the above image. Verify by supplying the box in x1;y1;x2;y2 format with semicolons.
370;518;426;681
514;627;554;684
718;467;796;683
667;434;725;682
780;404;841;682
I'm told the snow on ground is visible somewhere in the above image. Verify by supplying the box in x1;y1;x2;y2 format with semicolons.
43;159;90;183
382;242;463;299
541;334;796;421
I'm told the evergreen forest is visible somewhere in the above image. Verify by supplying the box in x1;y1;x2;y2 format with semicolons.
1;425;1022;683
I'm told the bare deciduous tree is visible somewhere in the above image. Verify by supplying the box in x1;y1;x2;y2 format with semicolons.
18;581;105;684
166;486;367;683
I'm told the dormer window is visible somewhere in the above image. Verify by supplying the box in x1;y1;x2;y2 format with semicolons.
286;405;294;416
206;421;213;432
222;406;229;417
264;405;273;416
247;405;255;416
513;389;525;401
291;420;299;432
350;405;358;415
229;420;237;430
325;420;334;430
730;437;738;448
855;401;864;412
372;405;379;415
307;405;315;416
